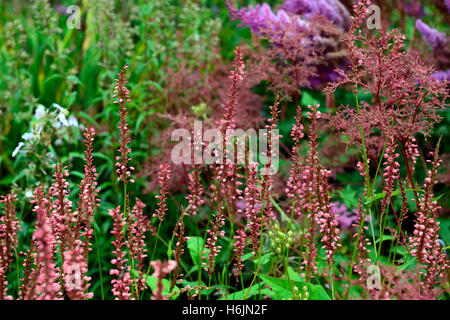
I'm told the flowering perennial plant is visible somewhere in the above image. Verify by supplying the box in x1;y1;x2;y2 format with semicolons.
0;0;448;302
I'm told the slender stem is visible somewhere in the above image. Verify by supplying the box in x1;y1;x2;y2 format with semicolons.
93;225;104;300
345;207;369;300
151;223;162;261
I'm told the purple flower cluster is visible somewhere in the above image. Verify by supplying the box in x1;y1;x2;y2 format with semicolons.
415;19;448;50
431;69;450;82
227;0;350;89
415;19;449;83
282;0;350;30
226;1;307;35
332;202;357;231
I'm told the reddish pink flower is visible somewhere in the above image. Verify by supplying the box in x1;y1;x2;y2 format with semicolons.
153;163;171;223
128;198;148;295
0;193;19;300
202;205;226;276
232;229;247;278
31;187;62;300
244;163;262;255
109;206;132;300
114;64;134;185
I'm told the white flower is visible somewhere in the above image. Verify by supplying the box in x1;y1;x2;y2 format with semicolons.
12;142;25;157
58;113;69;126
22;132;34;141
68;115;79;127
34;104;47;119
52;103;67;114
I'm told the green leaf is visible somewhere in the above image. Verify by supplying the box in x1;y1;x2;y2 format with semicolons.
397;256;417;272
375;235;395;244
187;236;207;268
221;282;271;300
241;252;253;261
144;274;179;299
260;253;271;265
305;283;331;300
365;188;421;205
259;275;292;299
260;274;331;300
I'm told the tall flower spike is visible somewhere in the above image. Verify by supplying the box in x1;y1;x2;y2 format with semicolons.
381;137;400;214
109;206;132;300
260;95;281;224
128;198;148;295
49;161;74;266
153;163;171;223
32;186;62;300
301;104;322;280
202;205;226;276
245;163;262;255
317;169;341;268
62;241;93;300
114;64;134;185
19;241;37;300
170;212;188;292
0;193;19;300
232;229;247;278
352;196;371;276
76;127;100;266
186;165;204;216
216;46;245;213
410;146;448;293
286;105;305;219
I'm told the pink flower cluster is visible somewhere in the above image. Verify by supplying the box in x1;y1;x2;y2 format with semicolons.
114;64;134;185
244;163;262;255
153;163;171;223
203;205;226;276
410;151;448;292
316;169;341;267
0;193;19;300
109;206;132;300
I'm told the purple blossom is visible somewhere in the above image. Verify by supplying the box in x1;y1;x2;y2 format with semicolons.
431;69;450;82
446;0;450;14
332;202;356;231
227;1;307;35
282;0;351;30
227;0;349;88
415;19;448;50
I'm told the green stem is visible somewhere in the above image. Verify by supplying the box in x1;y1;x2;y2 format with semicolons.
93;225;104;300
